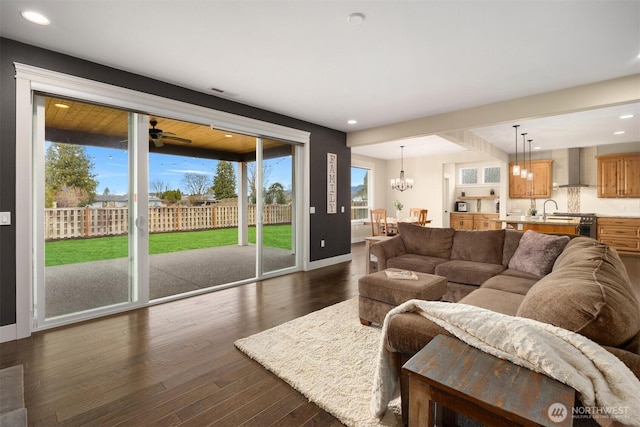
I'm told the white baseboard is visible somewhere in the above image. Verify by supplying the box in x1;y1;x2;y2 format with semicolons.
0;323;17;343
305;253;352;270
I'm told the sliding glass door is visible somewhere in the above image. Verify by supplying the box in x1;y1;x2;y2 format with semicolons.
31;95;301;330
34;97;143;326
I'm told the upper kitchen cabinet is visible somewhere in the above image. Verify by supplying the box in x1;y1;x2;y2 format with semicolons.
596;153;640;198
509;160;553;199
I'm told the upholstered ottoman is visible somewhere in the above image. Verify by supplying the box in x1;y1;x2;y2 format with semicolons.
358;269;447;326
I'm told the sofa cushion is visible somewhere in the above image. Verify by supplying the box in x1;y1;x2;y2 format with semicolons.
398;223;454;259
435;260;505;286
517;242;640;347
386;312;451;354
480;274;538;296
450;229;505;264
508;230;570;277
499;268;541;281
387;254;448;274
553;237;629;277
459;288;524;316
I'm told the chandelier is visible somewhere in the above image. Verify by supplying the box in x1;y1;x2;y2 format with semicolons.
391;145;413;192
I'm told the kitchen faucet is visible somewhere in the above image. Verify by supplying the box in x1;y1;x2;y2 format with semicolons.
543;199;558;221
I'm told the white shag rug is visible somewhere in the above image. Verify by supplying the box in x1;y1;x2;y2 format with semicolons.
234;298;401;427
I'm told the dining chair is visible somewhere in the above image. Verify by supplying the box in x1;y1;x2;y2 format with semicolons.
410;208;428;226
370;208;389;236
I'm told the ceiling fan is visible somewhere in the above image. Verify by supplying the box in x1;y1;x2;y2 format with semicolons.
149;119;192;147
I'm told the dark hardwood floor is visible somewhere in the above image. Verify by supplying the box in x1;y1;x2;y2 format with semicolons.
0;244;367;427
1;244;637;426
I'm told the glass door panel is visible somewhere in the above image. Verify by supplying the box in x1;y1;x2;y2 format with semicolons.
260;139;296;274
37;97;135;322
148;117;257;301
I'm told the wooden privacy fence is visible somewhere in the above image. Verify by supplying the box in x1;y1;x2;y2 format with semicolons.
44;205;292;240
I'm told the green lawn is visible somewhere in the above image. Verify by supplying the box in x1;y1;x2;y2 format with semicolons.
45;225;292;267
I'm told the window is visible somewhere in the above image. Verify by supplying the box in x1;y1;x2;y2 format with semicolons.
457;164;500;185
483;166;500;184
351;166;370;220
459;168;478;185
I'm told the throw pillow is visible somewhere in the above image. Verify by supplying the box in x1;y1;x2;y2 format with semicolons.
507;230;570;277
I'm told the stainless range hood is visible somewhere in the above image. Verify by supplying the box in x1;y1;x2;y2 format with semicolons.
558;148;589;188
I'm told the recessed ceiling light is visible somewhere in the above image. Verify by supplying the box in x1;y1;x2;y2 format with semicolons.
21;10;50;25
347;119;358;125
54;103;69;109
224;134;233;138
347;13;365;25
613;131;625;135
533;146;542;150
620;114;635;119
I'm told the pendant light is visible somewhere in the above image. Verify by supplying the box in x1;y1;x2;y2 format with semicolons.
527;139;534;181
512;125;520;176
520;133;528;178
390;145;413;192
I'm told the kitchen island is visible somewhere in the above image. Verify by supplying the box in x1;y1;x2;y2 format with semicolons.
493;216;580;235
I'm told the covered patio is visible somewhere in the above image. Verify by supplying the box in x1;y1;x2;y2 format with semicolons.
43;245;295;318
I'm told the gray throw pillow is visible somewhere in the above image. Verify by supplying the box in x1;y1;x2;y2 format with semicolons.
508;230;570;277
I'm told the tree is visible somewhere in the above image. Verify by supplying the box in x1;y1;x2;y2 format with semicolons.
355;171;368;201
45;142;98;207
247;162;272;204
150;180;168;197
181;173;210;196
266;182;287;204
161;189;182;204
103;187;111;196
212;161;237;199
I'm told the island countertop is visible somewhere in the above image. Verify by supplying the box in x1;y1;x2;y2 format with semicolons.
492;217;580;225
492;216;580;234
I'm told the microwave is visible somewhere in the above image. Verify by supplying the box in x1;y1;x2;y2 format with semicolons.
455;201;468;212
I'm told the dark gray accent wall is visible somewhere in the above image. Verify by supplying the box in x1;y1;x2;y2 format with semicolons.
0;37;351;327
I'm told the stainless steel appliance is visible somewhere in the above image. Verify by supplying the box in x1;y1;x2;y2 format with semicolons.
455;201;468;212
549;212;597;238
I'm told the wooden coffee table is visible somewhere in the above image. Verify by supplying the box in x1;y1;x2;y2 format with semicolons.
403;335;575;427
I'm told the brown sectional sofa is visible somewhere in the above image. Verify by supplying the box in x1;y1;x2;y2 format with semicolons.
370;223;640;422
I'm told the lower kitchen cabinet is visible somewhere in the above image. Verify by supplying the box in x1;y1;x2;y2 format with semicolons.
450;213;474;230
597;217;640;253
473;214;500;230
451;213;499;230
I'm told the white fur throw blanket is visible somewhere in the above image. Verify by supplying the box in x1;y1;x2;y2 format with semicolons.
371;300;640;427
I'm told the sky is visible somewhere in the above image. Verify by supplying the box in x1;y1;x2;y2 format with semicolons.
74;144;293;196
351;166;368;190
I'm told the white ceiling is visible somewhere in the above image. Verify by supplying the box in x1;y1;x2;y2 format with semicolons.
1;1;639;159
